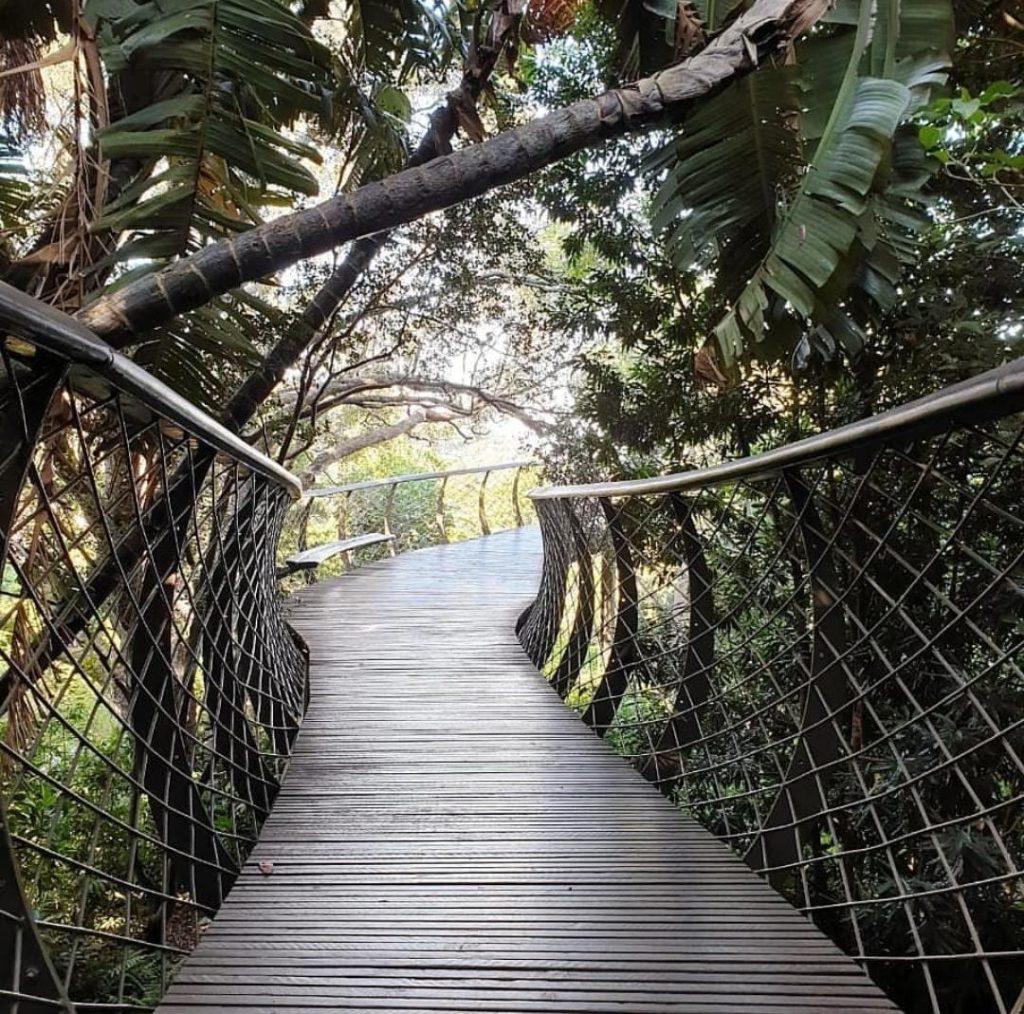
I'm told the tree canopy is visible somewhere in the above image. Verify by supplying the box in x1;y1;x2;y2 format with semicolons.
0;0;1015;491
4;0;1017;485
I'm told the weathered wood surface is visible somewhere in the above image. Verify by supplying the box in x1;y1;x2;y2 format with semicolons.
281;532;394;573
158;527;895;1012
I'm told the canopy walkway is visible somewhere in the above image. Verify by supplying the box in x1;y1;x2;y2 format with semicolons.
2;283;1023;1014
158;528;891;1012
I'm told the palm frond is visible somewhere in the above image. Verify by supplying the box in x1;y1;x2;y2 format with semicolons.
131;288;283;409
648;0;955;369
89;0;336;261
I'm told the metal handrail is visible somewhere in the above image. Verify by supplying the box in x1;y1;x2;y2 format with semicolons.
293;461;537;577
0;286;307;1011
305;460;533;499
530;357;1024;500
0;280;300;499
0;284;536;1011
24;252;1024;1014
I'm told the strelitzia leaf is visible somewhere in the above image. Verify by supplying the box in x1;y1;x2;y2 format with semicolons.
649;65;803;273
91;0;336;256
649;0;953;370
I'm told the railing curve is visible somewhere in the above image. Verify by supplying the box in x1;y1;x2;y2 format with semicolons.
0;282;306;1011
519;358;1024;1014
291;460;536;580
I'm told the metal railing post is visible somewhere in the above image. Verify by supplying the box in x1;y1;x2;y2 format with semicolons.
478;469;491;536
435;476;449;544
512;465;525;526
384;481;398;556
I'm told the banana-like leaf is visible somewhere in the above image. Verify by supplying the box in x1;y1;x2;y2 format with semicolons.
90;0;336;261
648;0;954;369
598;0;705;78
649;65;803;282
715;77;910;357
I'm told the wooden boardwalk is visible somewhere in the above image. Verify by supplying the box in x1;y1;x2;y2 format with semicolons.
158;528;895;1013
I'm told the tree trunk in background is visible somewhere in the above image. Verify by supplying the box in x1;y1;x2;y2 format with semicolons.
299;409;447;483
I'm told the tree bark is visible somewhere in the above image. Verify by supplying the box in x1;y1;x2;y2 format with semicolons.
300;409;449;481
77;0;826;347
288;374;551;431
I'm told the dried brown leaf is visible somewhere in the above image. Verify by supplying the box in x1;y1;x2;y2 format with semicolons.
694;344;730;389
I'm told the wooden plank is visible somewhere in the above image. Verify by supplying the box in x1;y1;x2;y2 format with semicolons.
158;529;896;1013
282;532;395;573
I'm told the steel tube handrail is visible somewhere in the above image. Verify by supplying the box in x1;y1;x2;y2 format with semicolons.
305;460;534;499
530;357;1024;500
0;284;308;1011
293;461;537;582
0;280;301;499
2;281;536;1010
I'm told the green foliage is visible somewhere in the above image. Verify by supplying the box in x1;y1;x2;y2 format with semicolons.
649;0;954;369
4;675;172;1008
86;0;336;257
918;81;1024;178
0;0;466;409
0;136;32;271
527;0;1022;481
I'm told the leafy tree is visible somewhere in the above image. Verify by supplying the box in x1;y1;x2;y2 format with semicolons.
263;183;567;475
525;0;1020;473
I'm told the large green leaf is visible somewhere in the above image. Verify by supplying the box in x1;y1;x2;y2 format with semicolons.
649;65;803;283
75;0;462;383
648;0;954;370
89;0;336;261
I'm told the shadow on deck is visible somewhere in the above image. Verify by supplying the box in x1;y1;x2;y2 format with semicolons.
158;528;893;1013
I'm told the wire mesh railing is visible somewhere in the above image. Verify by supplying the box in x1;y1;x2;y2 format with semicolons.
0;283;307;1011
13;263;1024;1014
519;361;1024;1014
285;461;537;583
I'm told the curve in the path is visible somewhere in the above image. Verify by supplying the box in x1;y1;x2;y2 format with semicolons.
158;528;895;1013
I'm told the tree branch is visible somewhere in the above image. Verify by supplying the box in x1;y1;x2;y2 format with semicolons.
77;0;828;348
210;12;520;436
287;372;555;433
299;409;453;480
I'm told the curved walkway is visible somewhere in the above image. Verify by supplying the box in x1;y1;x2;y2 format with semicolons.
158;528;895;1013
